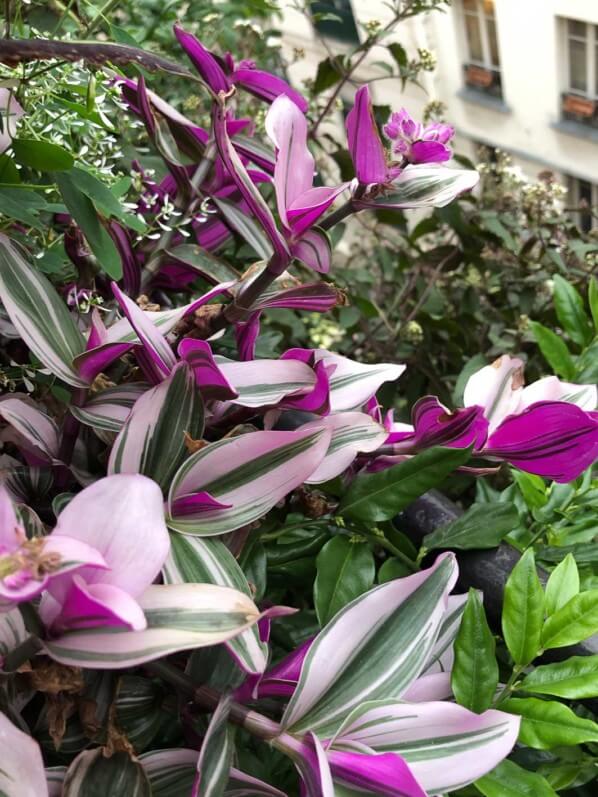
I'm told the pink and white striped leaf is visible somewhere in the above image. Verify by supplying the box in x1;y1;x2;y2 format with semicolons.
0;713;48;796
420;592;469;675
282;553;458;737
355;165;479;210
215;356;316;408
0;234;87;387
73;282;235;380
179;339;238;401
0;398;60;461
139;749;286;797
112;282;176;380
463;354;524;432
43;583;261;669
108;362;203;491
254;281;338;313
290;228;332;273
163;534;268;676
301;412;387;483
312;350;405;412
331;700;520;794
167;427;331;535
69;383;148;434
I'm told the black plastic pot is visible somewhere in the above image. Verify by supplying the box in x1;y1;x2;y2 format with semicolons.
399;490;598;661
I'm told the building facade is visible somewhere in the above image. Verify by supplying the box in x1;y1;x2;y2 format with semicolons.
279;0;598;221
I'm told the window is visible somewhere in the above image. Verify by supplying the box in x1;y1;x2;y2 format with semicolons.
562;19;598;127
461;1;502;98
567;176;597;232
311;1;360;44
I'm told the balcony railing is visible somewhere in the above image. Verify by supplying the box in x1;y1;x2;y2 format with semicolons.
463;63;502;99
561;92;598;129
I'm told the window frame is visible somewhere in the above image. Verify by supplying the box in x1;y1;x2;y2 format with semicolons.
462;0;500;70
567;175;597;232
311;0;361;45
564;18;598;98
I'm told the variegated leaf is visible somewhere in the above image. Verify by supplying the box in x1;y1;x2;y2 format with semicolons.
282;554;458;737
108;362;203;491
355;165;479;210
70;384;147;433
62;748;151;796
43;583;261;669
0;607;28;669
302;412;387;484
0;234;87;387
215;356;316;408
163;534;267;675
0;398;60;460
314;351;405;412
195;697;235;797
139;750;286;797
0;713;48;797
331;700;520;794
167;427;331;536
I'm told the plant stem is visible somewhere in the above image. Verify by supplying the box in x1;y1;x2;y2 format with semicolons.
0;38;191;77
146;660;283;741
141;141;216;290
319;200;356;231
493;664;524;707
3;634;42;671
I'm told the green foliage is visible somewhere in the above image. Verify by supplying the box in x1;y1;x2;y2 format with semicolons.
451;589;498;713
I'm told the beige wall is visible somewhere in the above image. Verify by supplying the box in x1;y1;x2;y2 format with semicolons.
279;0;598;184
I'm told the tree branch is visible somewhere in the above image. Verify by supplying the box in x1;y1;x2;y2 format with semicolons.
0;38;192;78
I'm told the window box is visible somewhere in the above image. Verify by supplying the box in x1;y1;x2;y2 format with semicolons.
562;93;596;117
463;63;502;98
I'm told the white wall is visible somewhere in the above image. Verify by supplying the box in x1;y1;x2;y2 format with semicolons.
279;0;598;183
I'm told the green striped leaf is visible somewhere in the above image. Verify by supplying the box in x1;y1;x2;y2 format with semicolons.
70;383;148;433
163;534;267;675
213;197;273;260
0;608;28;670
108;362;203;492
197;698;235;797
139;750;285;797
355;164;479;209
215;355;316;408
63;749;151;796
0;234;87;386
167;427;331;536
43;583;261;669
0;398;60;460
282;553;458;737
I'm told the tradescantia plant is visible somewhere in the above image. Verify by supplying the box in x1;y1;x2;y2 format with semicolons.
0;19;598;797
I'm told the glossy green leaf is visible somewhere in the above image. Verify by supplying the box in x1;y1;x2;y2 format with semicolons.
541;589;598;649
552;274;593;347
422;502;518;552
544;553;579;616
13;138;74;171
166;243;240;284
476;759;558;797
451;589;498;713
519;655;598;699
63;749;151;796
502;697;598;749
65;166;145;231
314;536;375;626
54;170;123;279
0;187;48;230
529;321;576;380
501;549;544;665
338;446;471;523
